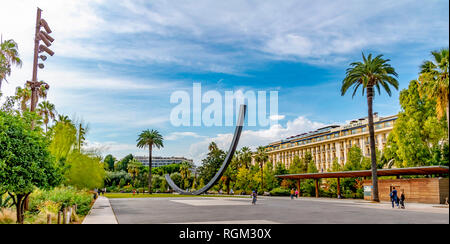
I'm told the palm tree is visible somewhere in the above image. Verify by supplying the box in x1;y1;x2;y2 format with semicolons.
239;147;253;169
137;129;164;194
57;114;72;124
418;48;449;139
76;123;88;152
0;38;22;92
14;86;31;112
254;146;268;191
37;101;57;133
341;53;399;202
179;161;193;189
127;159;143;185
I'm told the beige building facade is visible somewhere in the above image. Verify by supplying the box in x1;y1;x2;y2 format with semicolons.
265;113;397;172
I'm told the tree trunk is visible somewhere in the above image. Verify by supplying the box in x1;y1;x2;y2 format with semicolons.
148;146;153;194
260;162;264;192
13;193;30;224
446;96;449;141
367;86;379;202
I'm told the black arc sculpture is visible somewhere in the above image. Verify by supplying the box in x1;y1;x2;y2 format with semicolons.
165;104;247;195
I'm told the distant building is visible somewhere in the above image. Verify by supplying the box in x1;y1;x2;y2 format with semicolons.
134;156;193;168
264;113;397;172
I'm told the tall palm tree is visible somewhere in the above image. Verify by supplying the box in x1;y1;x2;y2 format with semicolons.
418;48;449;139
137;129;164;194
341;53;399;202
37;101;57;133
254;146;268;191
0;38;22;92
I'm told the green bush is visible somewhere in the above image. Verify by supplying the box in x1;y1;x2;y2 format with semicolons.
29;186;93;216
270;187;290;196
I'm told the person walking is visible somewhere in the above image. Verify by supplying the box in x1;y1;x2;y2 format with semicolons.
290;188;295;200
251;190;257;205
400;191;406;209
390;187;399;208
295;189;299;199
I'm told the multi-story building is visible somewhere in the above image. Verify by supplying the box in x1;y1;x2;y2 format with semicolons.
134;156;193;168
264;113;397;172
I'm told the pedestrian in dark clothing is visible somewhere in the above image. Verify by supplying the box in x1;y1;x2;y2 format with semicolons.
400;191;405;209
251;190;257;205
390;187;399;208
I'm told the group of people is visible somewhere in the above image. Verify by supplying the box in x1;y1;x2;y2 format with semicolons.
290;188;299;199
390;187;406;209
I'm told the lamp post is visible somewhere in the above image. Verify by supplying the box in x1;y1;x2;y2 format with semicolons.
29;7;54;113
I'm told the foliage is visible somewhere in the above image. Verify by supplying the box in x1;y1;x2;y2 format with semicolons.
28;186;93;216
64;151;105;189
103;154;116;171
385;80;448;167
269;187;290;196
0;111;62;223
37;100;56;132
418;48;449;121
115;154;134;172
48;120;77;165
169;172;182;188
0;39;22;92
197;142;226;183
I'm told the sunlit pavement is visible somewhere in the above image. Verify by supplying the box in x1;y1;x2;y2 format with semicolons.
108;196;449;224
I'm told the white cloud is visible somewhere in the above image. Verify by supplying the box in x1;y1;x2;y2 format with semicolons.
166;132;206;141
269;114;285;121
1;0;447;74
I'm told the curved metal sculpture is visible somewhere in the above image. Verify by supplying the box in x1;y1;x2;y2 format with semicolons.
165;104;247;195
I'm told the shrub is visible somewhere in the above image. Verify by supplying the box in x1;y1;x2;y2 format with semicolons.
270;187;290;196
29;186;93;216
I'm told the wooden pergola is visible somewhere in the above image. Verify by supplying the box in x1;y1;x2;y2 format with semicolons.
276;166;449;198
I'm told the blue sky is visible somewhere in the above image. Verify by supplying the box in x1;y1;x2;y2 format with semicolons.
0;0;448;164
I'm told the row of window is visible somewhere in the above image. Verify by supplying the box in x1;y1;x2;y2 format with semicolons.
268;121;394;151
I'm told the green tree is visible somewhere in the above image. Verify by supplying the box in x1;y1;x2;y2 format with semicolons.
254;146;268;190
418;48;449;137
103;154;116;171
288;155;303;174
14;86;31;112
198;142;226;183
64;152;105;189
48;120;77;166
385;80;447;167
37;100;56;133
263;161;277;191
0;39;22;93
341;52;399;202
0;111;61;223
179;161;193;189
115;154;134;172
136;129;164;194
127;159;144;185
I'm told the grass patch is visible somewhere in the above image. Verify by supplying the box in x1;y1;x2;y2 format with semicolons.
105;193;249;199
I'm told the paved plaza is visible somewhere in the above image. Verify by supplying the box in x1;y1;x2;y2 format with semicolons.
107;196;449;224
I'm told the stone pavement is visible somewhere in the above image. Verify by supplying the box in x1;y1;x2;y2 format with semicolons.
82;196;118;224
108;196;449;224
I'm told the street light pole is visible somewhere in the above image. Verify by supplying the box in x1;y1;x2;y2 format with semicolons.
30;8;41;112
29;7;54;113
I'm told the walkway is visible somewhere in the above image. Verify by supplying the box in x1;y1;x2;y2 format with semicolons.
82;196;118;224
